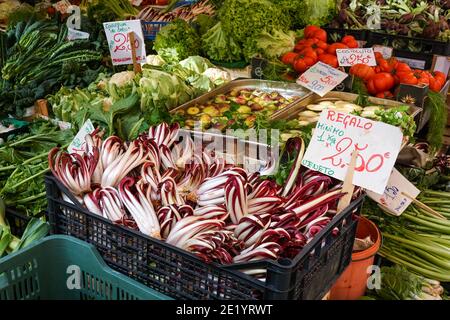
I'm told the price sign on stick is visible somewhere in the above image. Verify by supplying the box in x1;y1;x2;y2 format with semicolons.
366;168;420;215
301;110;403;194
297;62;348;97
336;48;377;67
103;20;146;66
68;119;95;155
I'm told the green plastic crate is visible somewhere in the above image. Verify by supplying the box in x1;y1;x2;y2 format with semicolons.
0;235;171;300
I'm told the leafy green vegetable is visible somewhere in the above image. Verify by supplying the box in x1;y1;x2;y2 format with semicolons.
297;0;337;27
254;29;296;60
89;93;140;137
425;91;447;154
179;56;213;74
368;265;427;300
0;19;104;118
201;22;242;62
375;106;417;140
219;0;290;47
153;19;201;63
0;121;73;216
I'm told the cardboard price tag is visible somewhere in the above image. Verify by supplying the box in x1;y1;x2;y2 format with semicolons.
301;110;403;194
296;62;348;97
103;20;146;66
68;119;95;154
366;168;420;215
67;28;89;41
336;48;377;67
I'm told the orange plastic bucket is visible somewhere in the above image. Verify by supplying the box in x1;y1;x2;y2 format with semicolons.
329;216;381;300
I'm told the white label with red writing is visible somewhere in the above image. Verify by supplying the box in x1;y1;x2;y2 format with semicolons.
336;48;377;67
297;62;348;97
68;119;95;154
103;20;146;66
301;110;403;194
366;168;420;215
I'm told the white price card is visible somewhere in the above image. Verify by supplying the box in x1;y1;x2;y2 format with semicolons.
372;45;393;59
366;168;420;215
336;48;377;67
68;119;95;154
296;62;348;97
67;28;90;41
103;20;146;66
301;110;403;194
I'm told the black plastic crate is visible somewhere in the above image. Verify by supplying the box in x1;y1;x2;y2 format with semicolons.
366;31;450;70
5;208;31;237
5;208;45;237
45;173;363;300
367;31;450;55
323;28;368;42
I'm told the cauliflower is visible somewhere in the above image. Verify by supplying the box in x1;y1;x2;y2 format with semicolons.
109;71;136;87
203;68;231;86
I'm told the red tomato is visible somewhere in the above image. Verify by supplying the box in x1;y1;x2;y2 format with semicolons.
318;54;338;68
397;71;418;85
281;52;299;65
366;72;396;95
293;50;318;73
375;91;394;99
309;28;327;42
414;70;430;85
374;52;384;61
346;40;359;48
341;35;356;44
428;76;443;92
326;43;348;55
349;63;375;82
304;25;320;38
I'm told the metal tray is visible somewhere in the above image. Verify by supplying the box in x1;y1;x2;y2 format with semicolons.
170;79;312;119
273;91;422;121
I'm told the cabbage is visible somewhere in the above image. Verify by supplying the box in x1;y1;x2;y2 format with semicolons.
179;56;213;74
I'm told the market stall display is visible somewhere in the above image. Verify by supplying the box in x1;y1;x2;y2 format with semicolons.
0;0;449;302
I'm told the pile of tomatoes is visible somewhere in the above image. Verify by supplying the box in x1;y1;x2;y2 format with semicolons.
281;25;359;73
349;54;447;98
280;25;447;98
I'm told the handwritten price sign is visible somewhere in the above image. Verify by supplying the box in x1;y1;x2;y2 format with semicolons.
336;48;377;67
68;119;95;155
103;20;146;66
297;61;348;97
302;110;403;194
366;168;420;215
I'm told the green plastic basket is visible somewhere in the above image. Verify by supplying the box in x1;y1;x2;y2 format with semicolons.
0;235;171;300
